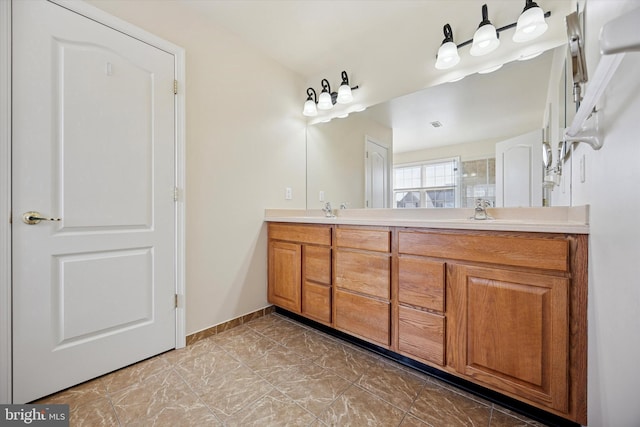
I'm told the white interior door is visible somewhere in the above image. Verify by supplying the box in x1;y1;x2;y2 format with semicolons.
365;138;390;208
495;130;543;207
12;0;177;403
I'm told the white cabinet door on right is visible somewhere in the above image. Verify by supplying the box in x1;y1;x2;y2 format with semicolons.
495;130;543;207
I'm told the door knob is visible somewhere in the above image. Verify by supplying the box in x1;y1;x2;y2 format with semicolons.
22;211;61;225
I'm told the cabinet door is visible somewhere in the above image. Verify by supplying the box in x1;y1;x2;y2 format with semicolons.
448;264;569;412
268;241;301;313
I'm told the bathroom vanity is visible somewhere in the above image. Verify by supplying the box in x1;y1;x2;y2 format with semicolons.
265;207;588;425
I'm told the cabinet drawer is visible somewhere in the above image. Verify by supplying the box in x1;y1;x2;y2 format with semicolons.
304;246;331;285
398;257;445;313
398;231;569;272
335;227;390;252
269;223;331;246
398;306;445;366
335;289;390;347
335;250;390;299
302;281;331;324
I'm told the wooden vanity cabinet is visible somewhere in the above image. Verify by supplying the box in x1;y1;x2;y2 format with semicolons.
268;223;332;324
333;226;392;347
398;229;587;423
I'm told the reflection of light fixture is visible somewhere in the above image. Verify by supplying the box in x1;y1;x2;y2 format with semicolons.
435;24;460;69
302;88;317;117
513;0;549;43
478;63;503;74
470;4;500;56
302;71;359;116
434;2;550;69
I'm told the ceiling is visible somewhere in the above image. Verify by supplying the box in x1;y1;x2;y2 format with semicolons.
179;0;575;152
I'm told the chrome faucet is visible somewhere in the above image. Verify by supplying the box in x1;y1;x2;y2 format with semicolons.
471;199;493;220
322;202;335;218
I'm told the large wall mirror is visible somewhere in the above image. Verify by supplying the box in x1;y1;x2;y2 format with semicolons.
306;44;574;209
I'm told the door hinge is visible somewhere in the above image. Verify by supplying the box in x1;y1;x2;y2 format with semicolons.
173;80;178;95
173;187;179;202
175;294;179;308
365;151;369;159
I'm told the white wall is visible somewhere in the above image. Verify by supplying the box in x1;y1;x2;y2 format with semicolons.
394;139;496;165
572;1;640;426
86;0;307;335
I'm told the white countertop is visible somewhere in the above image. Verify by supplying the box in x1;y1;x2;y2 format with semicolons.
264;206;590;234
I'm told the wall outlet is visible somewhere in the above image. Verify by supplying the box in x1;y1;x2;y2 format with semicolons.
319;190;325;202
285;187;292;200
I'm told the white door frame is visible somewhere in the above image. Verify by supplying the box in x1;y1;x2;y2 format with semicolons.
0;0;186;404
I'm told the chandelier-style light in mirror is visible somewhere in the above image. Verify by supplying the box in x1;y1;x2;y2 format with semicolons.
303;71;359;117
435;1;550;70
435;24;461;70
470;4;500;56
513;0;549;42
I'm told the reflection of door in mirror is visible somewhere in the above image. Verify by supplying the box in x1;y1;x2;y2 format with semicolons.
365;137;390;208
496;130;543;207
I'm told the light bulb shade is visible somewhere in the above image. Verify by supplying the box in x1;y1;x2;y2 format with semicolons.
470;23;500;56
513;4;548;42
303;99;317;116
435;41;460;69
337;84;353;104
317;91;333;110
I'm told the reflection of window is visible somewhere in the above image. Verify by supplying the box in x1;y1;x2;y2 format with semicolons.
460;158;496;208
393;158;459;208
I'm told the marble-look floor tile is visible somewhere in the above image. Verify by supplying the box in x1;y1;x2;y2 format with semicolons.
357;358;426;411
101;355;172;394
214;329;282;363
280;328;339;361
243;344;310;385
34;377;106;411
245;313;290;334
109;370;195;425
409;380;492;427
318;384;406;426
255;318;307;345
490;407;547;427
174;345;243;389
224;389;317;427
32;314;548;427
313;341;380;382
124;398;221;427
194;366;274;420
399;413;432;426
67;397;119;427
276;362;351;416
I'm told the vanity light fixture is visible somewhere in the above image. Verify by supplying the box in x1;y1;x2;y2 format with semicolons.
303;88;318;117
434;2;550;69
470;4;500;56
317;79;334;110
303;71;359;116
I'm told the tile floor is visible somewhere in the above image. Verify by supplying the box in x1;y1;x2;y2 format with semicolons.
37;313;547;426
